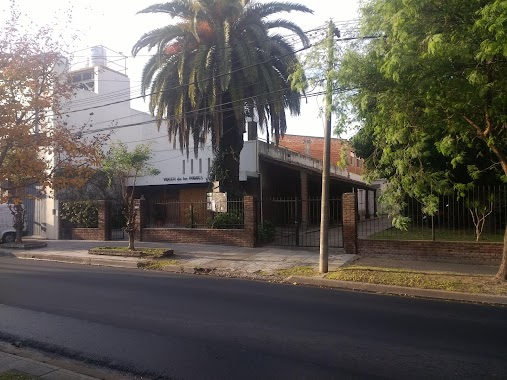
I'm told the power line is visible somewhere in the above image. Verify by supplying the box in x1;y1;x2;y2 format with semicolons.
65;22;364;109
80;86;349;137
64;22;351;109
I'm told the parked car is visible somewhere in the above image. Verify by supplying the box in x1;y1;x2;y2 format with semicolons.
0;203;26;243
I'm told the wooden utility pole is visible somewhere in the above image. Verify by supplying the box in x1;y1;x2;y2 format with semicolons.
319;20;337;273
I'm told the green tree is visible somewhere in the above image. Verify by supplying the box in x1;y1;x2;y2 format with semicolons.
102;143;160;250
338;0;507;280
132;0;311;192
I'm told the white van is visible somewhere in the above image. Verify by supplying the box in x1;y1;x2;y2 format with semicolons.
0;203;24;243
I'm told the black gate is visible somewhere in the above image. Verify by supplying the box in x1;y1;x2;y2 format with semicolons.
109;201;126;240
261;197;343;247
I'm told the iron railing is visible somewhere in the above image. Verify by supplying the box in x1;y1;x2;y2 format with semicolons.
260;197;344;247
146;199;244;229
359;185;506;242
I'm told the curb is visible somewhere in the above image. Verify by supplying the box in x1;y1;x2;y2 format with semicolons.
4;251;506;306
0;341;134;380
0;251;143;269
287;276;507;305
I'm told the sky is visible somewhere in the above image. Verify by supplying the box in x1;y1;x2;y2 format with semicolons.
1;0;360;138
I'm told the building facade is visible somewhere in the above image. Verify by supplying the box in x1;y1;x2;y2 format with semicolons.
33;47;378;239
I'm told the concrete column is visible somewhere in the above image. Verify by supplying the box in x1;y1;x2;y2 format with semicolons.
300;171;308;225
373;189;378;216
342;192;357;255
243;196;257;247
365;189;370;219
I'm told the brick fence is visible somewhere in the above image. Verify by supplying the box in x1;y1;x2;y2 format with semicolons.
71;228;103;241
62;197;257;247
357;239;503;265
342;192;503;265
66;201;109;241
138;196;257;247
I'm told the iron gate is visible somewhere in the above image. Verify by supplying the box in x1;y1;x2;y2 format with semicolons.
109;201;126;240
261;197;343;247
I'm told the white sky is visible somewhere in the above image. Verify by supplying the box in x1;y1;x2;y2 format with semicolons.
1;0;359;138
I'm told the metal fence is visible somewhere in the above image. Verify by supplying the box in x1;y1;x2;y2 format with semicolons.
110;201;126;240
260;197;344;247
359;185;506;242
146;199;244;229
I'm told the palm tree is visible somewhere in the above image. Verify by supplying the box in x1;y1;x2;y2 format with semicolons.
132;0;312;193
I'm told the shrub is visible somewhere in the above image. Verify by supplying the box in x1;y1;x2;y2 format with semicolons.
258;220;276;243
208;212;243;229
60;201;98;228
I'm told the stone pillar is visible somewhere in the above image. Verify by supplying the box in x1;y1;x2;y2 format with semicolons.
97;200;110;241
300;171;308;225
373;189;378;216
342;192;357;255
365;189;370;219
244;196;257;247
134;198;146;242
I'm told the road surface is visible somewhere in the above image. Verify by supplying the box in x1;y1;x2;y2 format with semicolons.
0;258;506;379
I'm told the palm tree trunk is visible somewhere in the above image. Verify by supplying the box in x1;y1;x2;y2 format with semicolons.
219;94;244;195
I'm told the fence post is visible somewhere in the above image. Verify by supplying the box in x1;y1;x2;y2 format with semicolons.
134;198;145;242
342;192;358;255
295;197;300;247
244;196;257;247
97;200;110;241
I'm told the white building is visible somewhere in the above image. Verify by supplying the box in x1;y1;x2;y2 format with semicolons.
34;46;376;240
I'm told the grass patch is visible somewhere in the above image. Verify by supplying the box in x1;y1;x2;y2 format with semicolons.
325;266;507;295
138;259;180;270
367;227;504;242
0;372;35;380
276;266;318;277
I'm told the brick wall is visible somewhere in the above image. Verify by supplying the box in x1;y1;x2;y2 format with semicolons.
342;193;357;255
342;191;502;264
64;200;109;241
140;196;257;248
357;239;503;265
280;134;363;175
143;228;254;247
71;228;103;240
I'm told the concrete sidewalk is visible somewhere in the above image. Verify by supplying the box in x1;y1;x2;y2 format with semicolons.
0;342;132;380
0;240;504;306
0;239;356;274
0;350;99;379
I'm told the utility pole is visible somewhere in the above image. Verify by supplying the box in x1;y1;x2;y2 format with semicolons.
319;20;338;274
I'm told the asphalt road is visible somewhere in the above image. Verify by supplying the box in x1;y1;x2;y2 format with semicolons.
0;258;506;380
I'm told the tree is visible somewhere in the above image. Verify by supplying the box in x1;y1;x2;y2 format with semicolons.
338;0;507;280
132;0;311;193
0;5;104;243
102;143;160;250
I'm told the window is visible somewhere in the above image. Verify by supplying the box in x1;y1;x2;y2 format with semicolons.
208;158;211;174
190;159;194;174
71;69;95;92
199;158;202;173
182;160;185;174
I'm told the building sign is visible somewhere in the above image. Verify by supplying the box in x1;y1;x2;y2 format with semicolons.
206;192;227;213
163;176;204;183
